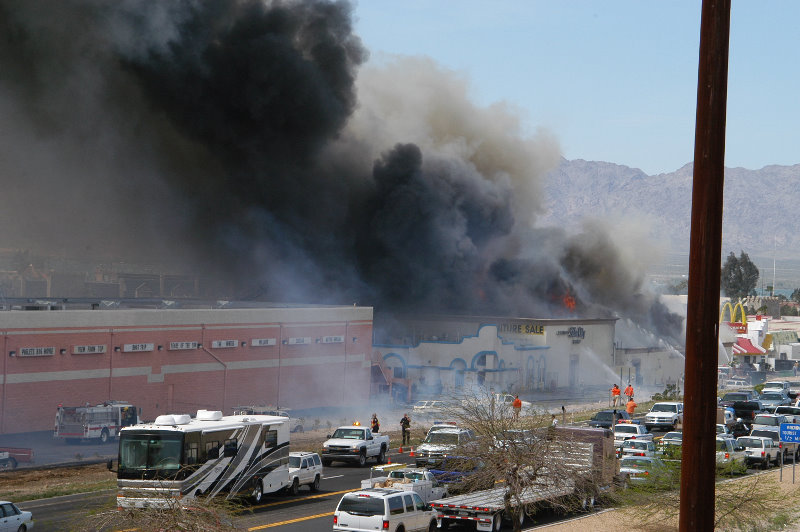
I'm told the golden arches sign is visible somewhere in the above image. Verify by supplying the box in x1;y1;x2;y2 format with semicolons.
720;301;748;333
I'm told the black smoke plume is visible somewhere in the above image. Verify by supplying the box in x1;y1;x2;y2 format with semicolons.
0;0;681;341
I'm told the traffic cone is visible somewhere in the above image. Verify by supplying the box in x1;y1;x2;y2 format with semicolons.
387;457;392;464
409;447;415;457
398;446;404;453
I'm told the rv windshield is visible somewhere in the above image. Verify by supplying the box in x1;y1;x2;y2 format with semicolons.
118;431;184;479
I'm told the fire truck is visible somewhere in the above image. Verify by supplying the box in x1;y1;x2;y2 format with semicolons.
54;401;140;444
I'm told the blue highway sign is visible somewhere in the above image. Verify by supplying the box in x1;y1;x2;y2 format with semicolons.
780;423;800;443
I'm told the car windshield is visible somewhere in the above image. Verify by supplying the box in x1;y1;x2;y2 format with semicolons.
389;471;424;480
761;393;784;400
776;407;800;415
750;430;778;440
119;431;184;474
338;494;385;516
615;425;638;434
424;432;459;445
289;456;301;468
754;416;779;425
621;458;652;468
332;428;366;439
593;412;612;420
651;404;678;413
722;393;748;401
622;440;649;450
764;383;784;389
738;438;764;448
663;432;682;440
715;426;726;434
715;441;730;452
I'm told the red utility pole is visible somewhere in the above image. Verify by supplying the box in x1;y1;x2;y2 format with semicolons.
680;1;731;531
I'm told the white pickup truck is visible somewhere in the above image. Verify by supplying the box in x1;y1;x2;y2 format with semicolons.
644;402;684;431
322;425;390;467
613;423;653;450
361;464;448;503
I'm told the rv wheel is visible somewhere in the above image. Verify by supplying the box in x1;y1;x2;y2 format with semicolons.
252;481;264;504
491;514;502;532
100;429;109;444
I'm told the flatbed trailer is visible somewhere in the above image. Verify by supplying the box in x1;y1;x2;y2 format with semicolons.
430;441;595;531
431;482;576;531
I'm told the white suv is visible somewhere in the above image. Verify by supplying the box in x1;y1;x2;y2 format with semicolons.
334;488;437;532
288;451;323;494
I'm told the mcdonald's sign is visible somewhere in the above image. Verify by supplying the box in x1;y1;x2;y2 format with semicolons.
720;301;747;334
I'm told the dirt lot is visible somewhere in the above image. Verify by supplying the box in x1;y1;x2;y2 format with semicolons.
0;462;116;501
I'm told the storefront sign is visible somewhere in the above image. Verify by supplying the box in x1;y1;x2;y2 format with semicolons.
169;341;198;350
123;343;154;353
211;340;237;349
498;323;545;335
19;346;55;357
251;338;277;347
73;345;107;354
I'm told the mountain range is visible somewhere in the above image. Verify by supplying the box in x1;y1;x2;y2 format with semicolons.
541;159;800;264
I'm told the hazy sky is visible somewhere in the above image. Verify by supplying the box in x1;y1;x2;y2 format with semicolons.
354;1;800;176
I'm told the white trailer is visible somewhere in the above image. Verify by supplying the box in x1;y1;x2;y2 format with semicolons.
115;409;289;508
430;441;595;531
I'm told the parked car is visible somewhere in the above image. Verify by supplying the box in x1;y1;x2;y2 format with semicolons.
619;456;668;484
613;423;653;451
412;400;447;416
751;414;789;431
618;439;656;458
657;431;683;456
588;409;637;429
737;435;781;469
333;488;437;532
719;391;760;404
723;378;749;388
715;437;745;469
773;405;800;423
288;451;323;494
716;424;735;439
762;381;792;394
749;428;798;461
758;391;791;408
0;501;33;532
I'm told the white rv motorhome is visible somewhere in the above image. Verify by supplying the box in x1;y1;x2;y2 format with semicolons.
115;409;289;508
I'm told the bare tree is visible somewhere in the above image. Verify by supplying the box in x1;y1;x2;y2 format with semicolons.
76;474;240;532
437;389;613;532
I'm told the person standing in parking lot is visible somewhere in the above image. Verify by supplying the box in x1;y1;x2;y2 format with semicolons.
624;383;634;402
611;384;621;407
512;395;522;420
626;398;637;415
400;413;411;445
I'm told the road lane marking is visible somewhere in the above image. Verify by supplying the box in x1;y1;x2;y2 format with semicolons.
248;511;334;530
322;474;343;479
247;488;359;510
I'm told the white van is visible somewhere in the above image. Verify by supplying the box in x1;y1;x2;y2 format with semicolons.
334;487;437;532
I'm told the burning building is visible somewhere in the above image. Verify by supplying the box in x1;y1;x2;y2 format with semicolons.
0;0;686;416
